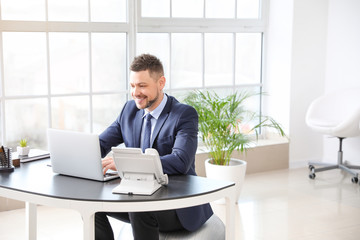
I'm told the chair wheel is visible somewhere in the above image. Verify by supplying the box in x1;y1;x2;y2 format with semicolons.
309;173;316;179
308;165;314;170
351;177;358;183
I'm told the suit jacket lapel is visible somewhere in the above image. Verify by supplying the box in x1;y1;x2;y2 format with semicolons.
134;109;144;148
151;97;172;147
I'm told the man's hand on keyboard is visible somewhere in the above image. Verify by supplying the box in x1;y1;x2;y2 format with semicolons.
102;156;117;175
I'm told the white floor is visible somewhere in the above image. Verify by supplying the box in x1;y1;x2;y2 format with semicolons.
1;167;360;240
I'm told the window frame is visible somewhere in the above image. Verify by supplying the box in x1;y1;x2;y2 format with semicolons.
0;0;135;146
0;0;269;147
135;0;268;100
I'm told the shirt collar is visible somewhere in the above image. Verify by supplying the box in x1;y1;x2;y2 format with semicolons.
143;93;167;120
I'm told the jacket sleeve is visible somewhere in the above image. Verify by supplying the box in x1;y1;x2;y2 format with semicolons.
99;103;127;158
160;106;198;175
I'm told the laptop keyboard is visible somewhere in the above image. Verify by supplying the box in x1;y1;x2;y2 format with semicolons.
104;172;118;177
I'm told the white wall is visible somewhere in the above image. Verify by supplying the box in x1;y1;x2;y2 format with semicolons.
258;0;360;167
266;0;329;168
263;0;293;134
323;0;360;164
289;0;329;167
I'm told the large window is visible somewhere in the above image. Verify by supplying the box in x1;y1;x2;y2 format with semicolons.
0;0;267;150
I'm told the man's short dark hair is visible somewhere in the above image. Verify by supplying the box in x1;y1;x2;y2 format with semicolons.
130;54;164;79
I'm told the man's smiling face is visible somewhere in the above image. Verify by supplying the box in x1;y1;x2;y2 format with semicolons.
129;70;165;111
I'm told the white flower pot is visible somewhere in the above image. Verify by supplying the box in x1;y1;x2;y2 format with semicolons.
205;158;247;203
17;146;30;156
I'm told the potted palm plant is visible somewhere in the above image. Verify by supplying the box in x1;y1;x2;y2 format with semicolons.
184;90;285;202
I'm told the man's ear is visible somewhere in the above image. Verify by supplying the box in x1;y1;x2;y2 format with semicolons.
158;76;166;90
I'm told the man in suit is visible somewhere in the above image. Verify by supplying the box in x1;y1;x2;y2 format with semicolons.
96;54;213;240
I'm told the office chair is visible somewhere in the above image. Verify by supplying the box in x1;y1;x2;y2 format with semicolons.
117;214;225;240
305;87;360;183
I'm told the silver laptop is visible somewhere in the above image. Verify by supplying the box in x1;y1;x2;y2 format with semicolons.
47;128;119;182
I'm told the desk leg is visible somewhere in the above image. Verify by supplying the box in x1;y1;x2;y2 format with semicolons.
82;212;95;240
225;193;236;240
25;202;37;240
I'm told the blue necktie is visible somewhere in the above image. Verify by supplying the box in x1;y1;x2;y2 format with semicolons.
142;114;152;152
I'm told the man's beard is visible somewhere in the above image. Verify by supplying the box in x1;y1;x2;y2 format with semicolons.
145;91;159;109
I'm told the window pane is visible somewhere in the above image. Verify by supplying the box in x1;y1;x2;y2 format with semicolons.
235;33;262;84
204;33;233;87
137;33;170;86
237;0;260;19
171;90;191;103
172;0;203;18
48;0;88;21
49;33;89;94
2;32;47;96
206;0;235;19
90;0;126;22
234;87;261;131
212;88;234;98
92;94;127;134
91;33;127;92
5;98;48;149
51;96;90;132
235;87;261;113
171;33;202;89
0;0;45;21
141;0;170;17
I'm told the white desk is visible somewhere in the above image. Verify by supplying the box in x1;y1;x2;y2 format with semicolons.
0;159;236;240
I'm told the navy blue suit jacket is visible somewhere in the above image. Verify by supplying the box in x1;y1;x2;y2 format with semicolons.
99;95;213;231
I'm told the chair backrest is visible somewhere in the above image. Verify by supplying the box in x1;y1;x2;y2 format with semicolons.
305;87;360;137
